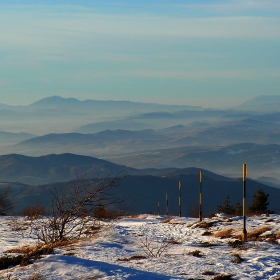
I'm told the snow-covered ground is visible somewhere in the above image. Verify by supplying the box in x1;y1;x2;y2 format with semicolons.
0;214;280;279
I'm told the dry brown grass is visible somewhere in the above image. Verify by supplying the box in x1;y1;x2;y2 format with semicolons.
214;229;233;239
211;275;234;280
198;242;219;247
228;240;245;249
246;226;272;241
202;270;216;275
4;239;73;256
187;250;203;257
161;218;173;223
194;221;214;229
117;255;147;261
201;230;212;236
129;215;147;219
231;253;245;264
276;231;280;239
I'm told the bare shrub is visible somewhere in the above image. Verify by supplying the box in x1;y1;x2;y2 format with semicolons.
0;187;13;215
22;204;46;220
140;236;174;258
188;204;199;218
30;174;124;244
93;205;125;220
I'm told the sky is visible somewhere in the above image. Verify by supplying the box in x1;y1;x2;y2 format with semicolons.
0;0;280;108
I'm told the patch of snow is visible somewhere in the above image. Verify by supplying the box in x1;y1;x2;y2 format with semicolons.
0;214;279;279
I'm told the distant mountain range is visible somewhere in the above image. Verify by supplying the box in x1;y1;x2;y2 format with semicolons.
0;95;279;190
1;167;280;216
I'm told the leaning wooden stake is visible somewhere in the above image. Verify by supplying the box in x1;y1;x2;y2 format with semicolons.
199;171;203;222
242;163;247;242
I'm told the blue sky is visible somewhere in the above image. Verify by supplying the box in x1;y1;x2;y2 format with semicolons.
1;0;280;107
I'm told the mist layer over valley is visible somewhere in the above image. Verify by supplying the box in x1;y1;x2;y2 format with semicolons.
1;95;280;190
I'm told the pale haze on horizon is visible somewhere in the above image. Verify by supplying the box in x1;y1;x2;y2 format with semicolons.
0;0;280;108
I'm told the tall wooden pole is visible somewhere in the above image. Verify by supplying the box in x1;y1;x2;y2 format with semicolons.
166;193;169;215
199;171;203;222
178;181;182;217
242;163;247;241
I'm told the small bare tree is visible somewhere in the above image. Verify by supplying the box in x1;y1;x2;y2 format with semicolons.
139;235;179;258
31;174;124;244
0;186;13;215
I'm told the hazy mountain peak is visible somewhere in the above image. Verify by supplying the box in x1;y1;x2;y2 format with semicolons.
29;96;80;107
238;95;280;112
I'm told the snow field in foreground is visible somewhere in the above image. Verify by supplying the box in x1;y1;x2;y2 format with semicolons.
0;214;279;279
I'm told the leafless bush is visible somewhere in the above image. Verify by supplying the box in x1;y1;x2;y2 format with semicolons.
22;204;46;220
0;187;13;215
30;174;124;244
139;236;175;258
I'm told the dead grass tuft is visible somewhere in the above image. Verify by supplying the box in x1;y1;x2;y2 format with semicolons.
117;255;147;261
276;231;280;239
228;240;245;249
214;229;233;239
161;218;173;223
194;221;214;229
167;239;182;245
187;250;203;257
201;230;212;236
0;254;31;270
202;270;216;275
247;226;272;241
211;274;234;280
231;253;245;264
198;242;219;247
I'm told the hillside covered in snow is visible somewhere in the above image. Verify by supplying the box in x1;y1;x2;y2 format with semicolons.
0;214;279;279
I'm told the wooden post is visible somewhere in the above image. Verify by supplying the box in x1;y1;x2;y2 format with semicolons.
242;163;247;242
178;181;182;217
157;201;160;215
199;171;202;222
166;193;169;215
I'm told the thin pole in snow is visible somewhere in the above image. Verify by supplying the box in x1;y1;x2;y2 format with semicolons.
199;171;203;222
242;163;247;242
178;181;182;217
166;193;169;215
